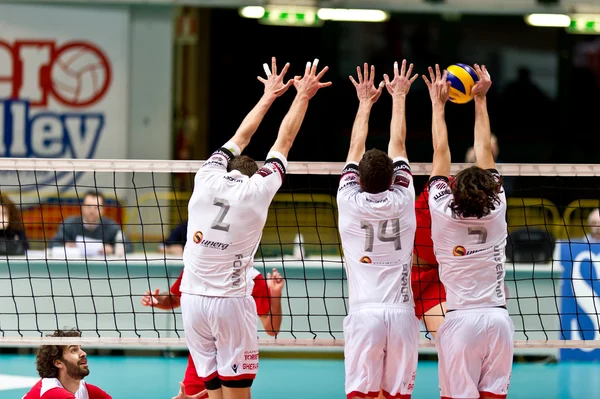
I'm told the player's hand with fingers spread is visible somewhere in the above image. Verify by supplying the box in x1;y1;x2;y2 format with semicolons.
172;382;207;399
422;64;451;106
267;268;285;296
384;60;419;98
350;63;384;105
141;288;162;307
258;56;294;98
471;64;492;100
293;58;332;99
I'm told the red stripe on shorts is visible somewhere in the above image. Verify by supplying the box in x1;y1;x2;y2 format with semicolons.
479;392;507;399
346;391;380;399
200;371;218;381
382;389;412;399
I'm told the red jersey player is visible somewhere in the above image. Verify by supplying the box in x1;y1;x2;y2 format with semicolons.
141;267;285;398
23;329;111;399
412;179;448;336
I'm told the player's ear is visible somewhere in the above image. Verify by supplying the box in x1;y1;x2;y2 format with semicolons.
53;359;64;369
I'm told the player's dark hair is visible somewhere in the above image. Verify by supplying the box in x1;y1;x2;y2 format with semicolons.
228;155;258;178
450;166;501;219
358;149;393;194
82;190;105;204
36;329;82;378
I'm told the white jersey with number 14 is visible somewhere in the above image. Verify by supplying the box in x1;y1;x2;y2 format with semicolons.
180;145;287;297
337;158;416;309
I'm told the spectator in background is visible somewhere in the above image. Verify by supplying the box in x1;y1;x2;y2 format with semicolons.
160;221;187;256
587;209;600;242
50;191;133;256
0;193;28;255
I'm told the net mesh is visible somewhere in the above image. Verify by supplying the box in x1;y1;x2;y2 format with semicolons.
0;159;599;349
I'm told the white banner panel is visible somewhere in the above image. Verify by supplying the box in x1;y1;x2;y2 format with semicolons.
0;4;129;194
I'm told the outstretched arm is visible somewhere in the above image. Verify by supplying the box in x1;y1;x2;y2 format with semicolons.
471;64;495;170
270;59;332;158
423;65;451;178
260;268;285;336
346;63;384;163
384;60;419;160
228;57;294;153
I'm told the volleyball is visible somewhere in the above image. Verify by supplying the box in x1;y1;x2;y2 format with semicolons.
446;63;479;104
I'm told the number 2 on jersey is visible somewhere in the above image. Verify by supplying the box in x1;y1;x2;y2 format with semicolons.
360;219;402;252
211;198;230;232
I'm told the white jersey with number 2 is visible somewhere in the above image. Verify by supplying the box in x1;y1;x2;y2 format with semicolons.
428;170;507;310
180;142;287;297
337;157;416;309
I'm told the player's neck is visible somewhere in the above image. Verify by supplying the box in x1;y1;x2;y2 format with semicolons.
59;374;82;394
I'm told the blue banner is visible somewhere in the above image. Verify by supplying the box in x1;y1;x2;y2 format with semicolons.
556;241;600;361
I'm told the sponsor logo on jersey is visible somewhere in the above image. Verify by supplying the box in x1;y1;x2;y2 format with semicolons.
453;245;489;256
223;175;244;183
435;182;447;190
366;197;388;204
359;256;372;264
193;230;230;250
231;364;238;373
256;166;273;177
393;174;410;188
393;161;411;173
433;189;451;202
453;245;466;256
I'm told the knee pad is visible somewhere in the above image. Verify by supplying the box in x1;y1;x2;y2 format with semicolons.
204;376;222;391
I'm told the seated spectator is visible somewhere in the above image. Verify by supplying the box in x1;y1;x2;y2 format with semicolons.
50;191;133;256
160;221;187;256
0;193;28;255
587;208;600;242
23;329;112;399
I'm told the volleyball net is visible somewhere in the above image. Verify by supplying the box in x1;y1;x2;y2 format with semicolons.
0;158;599;350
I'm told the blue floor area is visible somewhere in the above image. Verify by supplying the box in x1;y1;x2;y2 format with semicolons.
1;354;600;398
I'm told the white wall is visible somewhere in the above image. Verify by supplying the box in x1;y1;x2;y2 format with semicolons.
127;5;174;161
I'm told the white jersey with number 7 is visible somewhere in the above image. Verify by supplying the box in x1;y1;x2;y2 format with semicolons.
427;170;508;310
181;145;287;297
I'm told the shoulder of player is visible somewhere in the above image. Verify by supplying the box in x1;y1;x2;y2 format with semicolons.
40;387;75;399
85;383;112;398
62;216;83;224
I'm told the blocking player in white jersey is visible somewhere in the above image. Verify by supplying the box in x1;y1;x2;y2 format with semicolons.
180;57;331;399
338;61;420;399
423;64;513;399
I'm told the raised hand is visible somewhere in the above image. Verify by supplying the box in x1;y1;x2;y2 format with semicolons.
293;58;332;99
267;268;285;296
384;60;419;98
422;64;451;106
349;63;384;104
142;288;165;307
471;64;492;99
172;382;207;399
258;57;294;97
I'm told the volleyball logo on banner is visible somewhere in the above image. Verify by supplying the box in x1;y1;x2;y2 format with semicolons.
556;242;600;360
0;39;112;191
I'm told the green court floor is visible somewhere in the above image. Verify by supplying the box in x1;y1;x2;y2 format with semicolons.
1;354;599;398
